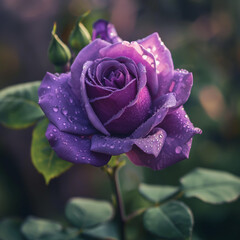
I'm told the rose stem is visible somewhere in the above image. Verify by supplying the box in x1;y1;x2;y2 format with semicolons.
108;164;126;240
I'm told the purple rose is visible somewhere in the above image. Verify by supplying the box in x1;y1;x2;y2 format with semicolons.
38;19;201;170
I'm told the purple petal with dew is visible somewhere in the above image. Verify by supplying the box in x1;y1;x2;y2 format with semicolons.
38;72;97;135
92;19;122;44
46;123;111;166
99;40;158;96
70;39;111;99
80;61;110;136
91;127;166;158
127;107;202;170
138;32;174;97
163;69;193;110
131;93;177;138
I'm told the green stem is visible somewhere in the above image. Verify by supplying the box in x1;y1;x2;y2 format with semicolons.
105;160;126;240
112;167;125;240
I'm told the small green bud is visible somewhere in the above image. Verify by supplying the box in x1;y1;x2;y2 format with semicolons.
48;23;71;66
69;12;91;53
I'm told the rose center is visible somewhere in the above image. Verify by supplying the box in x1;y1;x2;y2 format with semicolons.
104;69;125;88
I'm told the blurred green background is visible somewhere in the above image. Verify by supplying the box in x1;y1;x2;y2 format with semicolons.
0;0;240;239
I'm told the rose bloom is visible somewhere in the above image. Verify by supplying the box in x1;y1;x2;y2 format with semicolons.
39;20;201;170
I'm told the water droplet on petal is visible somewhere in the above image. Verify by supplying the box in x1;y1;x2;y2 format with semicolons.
53;107;59;112
68;116;73;123
175;146;182;154
53;128;57;132
47;86;51;89
142;55;147;60
62;109;68;116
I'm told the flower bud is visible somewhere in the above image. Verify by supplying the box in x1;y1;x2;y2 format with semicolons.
69;12;91;53
48;23;71;66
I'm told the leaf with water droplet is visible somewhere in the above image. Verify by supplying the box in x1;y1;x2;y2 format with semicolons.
31;118;72;184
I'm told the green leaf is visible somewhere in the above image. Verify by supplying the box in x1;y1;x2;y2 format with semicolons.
180;168;240;204
0;81;44;129
0;218;24;240
83;222;118;240
143;200;193;240
139;183;179;203
65;198;114;229
21;217;62;240
31;118;72;184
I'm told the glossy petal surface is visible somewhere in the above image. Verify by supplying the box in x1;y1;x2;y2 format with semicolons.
46;123;111;166
138;32;174;97
127;107;202;170
91;128;166;157
39;72;96;135
70;39;110;99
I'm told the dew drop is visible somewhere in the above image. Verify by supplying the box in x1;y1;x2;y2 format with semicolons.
110;145;114;149
142;55;147;60
47;86;51;89
62;109;68;116
49;133;53;137
68;116;73;123
63;122;66;126
175;146;182;154
53;128;57;132
53;107;59;112
69;98;73;104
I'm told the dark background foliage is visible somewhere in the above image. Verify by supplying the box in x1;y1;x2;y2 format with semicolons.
0;0;240;239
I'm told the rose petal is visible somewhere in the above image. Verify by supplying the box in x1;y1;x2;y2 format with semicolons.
94;59;130;88
92;19;122;44
127;107;202;170
89;78;137;123
91;128;166;157
131;93;177;138
70;39;111;99
138;32;174;97
39;72;96;135
46;123;110;166
100;41;158;96
103;64;151;135
166;69;193;109
80;61;110;136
